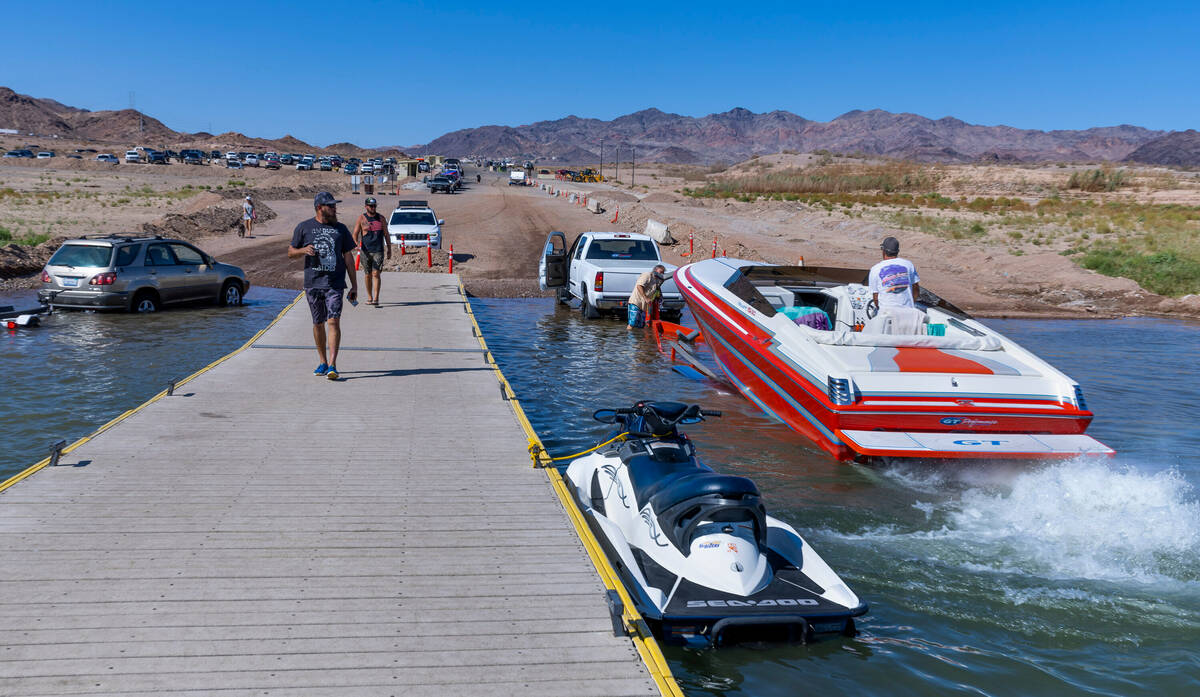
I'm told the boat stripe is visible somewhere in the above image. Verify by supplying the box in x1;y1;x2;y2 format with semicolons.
696;314;840;444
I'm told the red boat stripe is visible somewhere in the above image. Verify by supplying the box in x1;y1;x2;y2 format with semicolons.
890;347;995;374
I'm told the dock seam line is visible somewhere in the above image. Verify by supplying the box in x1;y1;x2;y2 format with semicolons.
458;280;684;697
0;292;305;494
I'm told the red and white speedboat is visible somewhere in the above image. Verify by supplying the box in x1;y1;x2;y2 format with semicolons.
675;258;1113;461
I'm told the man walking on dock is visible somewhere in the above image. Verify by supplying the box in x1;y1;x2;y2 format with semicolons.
353;197;391;306
288;191;359;380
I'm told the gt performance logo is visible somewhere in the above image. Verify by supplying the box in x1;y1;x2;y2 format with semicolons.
940;417;999;426
687;598;819;608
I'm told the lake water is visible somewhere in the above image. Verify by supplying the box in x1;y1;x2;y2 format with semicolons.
2;290;1197;695
471;299;1200;697
0;287;298;480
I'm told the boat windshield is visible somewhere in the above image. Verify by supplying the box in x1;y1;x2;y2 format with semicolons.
730;265;972;319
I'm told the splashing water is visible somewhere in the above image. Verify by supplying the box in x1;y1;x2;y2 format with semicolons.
878;459;1200;585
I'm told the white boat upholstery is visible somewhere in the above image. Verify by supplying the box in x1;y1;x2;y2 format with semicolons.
864;306;927;335
793;325;1004;351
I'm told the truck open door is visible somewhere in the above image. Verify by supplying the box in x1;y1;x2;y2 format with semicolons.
538;231;568;291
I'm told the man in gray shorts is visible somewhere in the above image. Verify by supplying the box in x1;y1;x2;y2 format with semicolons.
288;191;359;380
353;197;392;306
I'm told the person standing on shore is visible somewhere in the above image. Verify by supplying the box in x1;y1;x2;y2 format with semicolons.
627;265;672;330
288;192;359;380
869;236;920;309
242;196;254;238
353;197;392;306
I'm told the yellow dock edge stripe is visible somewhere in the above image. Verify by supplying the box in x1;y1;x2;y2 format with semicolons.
459;282;685;697
0;292;305;494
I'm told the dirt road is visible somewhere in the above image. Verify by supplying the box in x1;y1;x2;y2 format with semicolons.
203;172;605;296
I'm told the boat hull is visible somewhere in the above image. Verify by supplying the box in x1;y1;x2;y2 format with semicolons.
677;263;1107;461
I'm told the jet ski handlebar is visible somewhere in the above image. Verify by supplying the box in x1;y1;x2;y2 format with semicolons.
592;402;721;435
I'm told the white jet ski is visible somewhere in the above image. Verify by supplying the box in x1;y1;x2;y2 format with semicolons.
564;401;867;646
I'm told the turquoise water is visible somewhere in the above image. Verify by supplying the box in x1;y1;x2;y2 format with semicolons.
472;299;1200;697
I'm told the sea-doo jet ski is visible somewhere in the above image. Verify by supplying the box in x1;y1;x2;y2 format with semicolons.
564;401;867;645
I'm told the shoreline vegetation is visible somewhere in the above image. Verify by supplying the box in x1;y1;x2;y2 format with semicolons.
679;159;1200;297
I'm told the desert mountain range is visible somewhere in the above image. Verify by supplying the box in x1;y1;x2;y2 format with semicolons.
412;107;1195;165
3;86;1194;166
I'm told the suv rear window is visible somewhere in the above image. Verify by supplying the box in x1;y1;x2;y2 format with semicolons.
48;244;113;268
585;239;659;261
114;244;140;266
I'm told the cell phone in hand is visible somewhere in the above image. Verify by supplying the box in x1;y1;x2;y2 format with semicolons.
347;290;358;307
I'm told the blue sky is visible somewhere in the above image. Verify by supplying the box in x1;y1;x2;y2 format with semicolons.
5;1;1197;147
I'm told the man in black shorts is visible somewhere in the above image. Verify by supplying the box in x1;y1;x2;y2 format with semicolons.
288;191;359;380
353;197;392;306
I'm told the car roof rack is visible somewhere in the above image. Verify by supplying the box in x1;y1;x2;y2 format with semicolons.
395;200;429;208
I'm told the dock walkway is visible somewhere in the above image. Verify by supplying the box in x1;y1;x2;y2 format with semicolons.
0;273;663;696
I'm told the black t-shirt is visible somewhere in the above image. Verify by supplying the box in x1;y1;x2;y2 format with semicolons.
291;218;356;290
360;212;386;252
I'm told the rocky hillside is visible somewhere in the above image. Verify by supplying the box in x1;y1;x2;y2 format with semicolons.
1123;130;1200;167
0;87;389;155
412;107;1166;164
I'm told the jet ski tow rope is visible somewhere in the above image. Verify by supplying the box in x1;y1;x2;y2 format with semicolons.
528;432;630;468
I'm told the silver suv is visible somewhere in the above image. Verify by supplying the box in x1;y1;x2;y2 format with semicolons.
38;235;249;312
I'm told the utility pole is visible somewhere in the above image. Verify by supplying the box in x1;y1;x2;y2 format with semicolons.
615;146;620;183
632;146;636;188
599;138;604;180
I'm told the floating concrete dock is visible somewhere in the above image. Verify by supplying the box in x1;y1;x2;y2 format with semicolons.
0;273;676;696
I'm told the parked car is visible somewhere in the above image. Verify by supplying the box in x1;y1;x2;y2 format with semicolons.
244;154;259;167
147;150;168;164
36;151;55;159
428;175;455;194
96;154;120;163
4;149;35;158
226;159;243;169
319;159;332;171
38;235;249;312
296;158;312;171
387;200;443;249
210;150;221;161
360;162;374;174
263;156;281;169
125;150;142;163
343;162;358;175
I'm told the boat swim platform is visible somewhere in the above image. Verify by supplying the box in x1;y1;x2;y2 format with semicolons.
0;272;679;697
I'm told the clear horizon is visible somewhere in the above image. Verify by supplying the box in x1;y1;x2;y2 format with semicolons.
5;1;1197;148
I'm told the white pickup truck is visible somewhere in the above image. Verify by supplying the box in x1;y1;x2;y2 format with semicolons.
509;169;526;185
538;231;683;320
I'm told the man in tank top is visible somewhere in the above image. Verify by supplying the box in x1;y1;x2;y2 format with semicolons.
353;197;392;306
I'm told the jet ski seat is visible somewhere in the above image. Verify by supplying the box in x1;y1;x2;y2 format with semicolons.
620;439;766;554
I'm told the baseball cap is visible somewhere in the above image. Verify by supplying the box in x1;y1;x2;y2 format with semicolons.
880;236;900;254
314;191;341;207
365;197;377;206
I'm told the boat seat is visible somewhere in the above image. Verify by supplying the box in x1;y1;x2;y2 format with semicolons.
865;306;927;335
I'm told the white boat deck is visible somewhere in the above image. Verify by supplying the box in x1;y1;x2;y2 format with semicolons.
0;273;662;696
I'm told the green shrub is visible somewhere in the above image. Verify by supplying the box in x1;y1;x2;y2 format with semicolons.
1067;168;1129;192
1080;247;1200;296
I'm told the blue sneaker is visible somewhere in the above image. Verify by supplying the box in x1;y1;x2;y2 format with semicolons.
326;366;339;381
313;363;328;377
